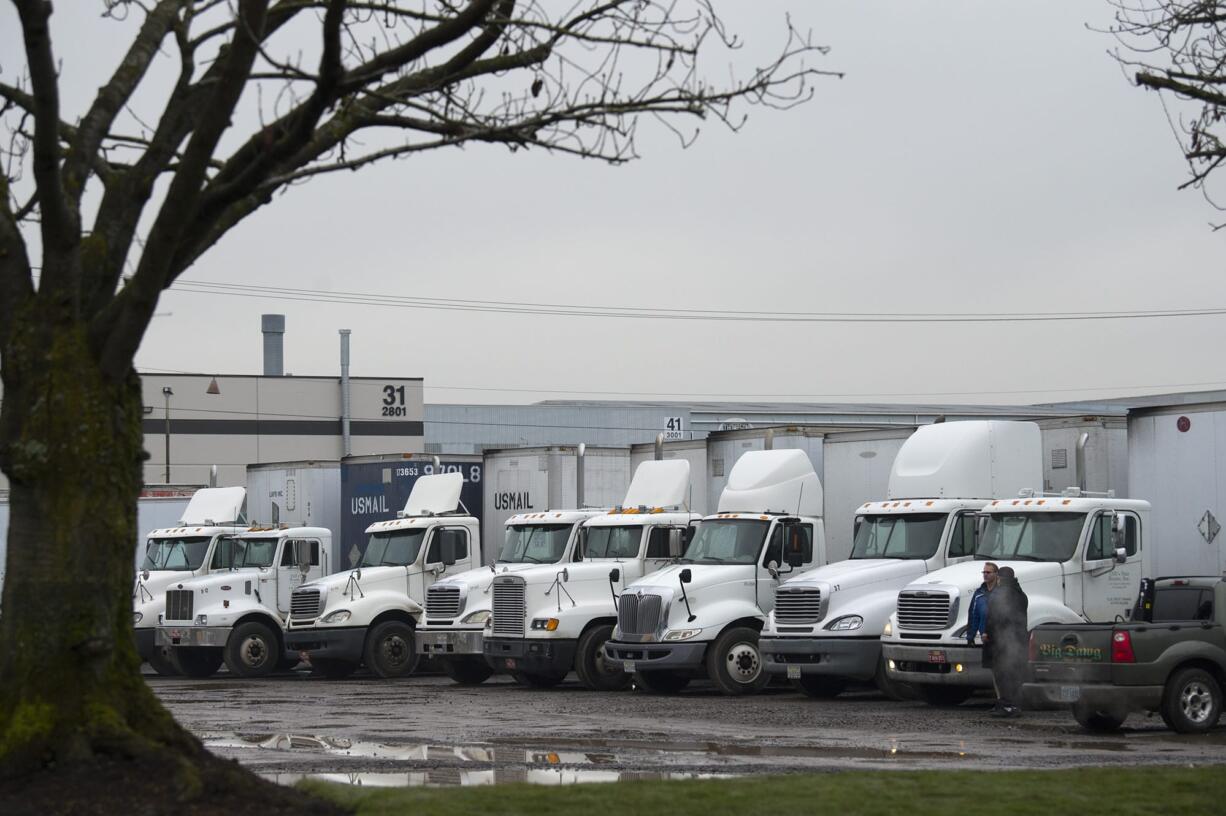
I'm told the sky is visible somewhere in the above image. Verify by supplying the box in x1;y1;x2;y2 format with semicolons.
5;2;1226;407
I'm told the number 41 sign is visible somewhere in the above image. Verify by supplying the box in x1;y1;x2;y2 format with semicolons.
663;416;685;441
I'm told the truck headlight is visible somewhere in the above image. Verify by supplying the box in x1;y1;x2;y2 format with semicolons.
882;619;892;637
826;615;863;632
133;612;144;625
663;628;703;641
462;610;491;625
530;618;560;631
321;610;352;624
195;614;208;626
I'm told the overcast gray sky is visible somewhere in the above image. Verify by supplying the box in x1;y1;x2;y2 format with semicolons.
7;2;1225;406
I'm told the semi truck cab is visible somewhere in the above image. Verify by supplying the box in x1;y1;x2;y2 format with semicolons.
881;491;1149;705
603;449;827;696
132;486;248;675
154;525;330;677
759;420;1042;699
417;508;606;685
285;472;477;679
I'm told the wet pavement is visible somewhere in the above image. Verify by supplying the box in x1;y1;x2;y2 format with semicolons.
149;670;1226;787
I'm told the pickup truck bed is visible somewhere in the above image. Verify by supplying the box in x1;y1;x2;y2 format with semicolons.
1026;577;1226;733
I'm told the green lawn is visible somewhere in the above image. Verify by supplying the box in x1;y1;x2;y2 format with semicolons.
302;766;1226;816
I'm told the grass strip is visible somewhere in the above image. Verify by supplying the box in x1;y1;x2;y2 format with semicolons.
300;765;1225;816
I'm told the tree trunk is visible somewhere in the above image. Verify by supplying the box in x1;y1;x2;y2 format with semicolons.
0;306;196;773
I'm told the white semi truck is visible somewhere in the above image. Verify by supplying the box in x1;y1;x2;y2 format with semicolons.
603;449;826;695
285;472;477;678
132;486;249;675
881;481;1149;705
153;525;331;677
482;459;699;690
417;508;607;684
759;421;1041;698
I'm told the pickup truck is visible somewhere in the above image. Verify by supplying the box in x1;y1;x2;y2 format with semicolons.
1026;576;1225;733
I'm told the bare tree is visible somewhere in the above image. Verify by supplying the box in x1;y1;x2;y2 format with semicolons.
0;0;834;808
1110;0;1226;218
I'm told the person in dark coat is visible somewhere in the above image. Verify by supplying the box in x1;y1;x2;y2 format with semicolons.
985;565;1029;717
967;562;998;667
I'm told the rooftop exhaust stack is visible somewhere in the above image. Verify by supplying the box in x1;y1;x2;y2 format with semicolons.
576;443;586;508
262;314;285;376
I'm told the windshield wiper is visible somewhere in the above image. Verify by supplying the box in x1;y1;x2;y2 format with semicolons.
517;555;543;564
1008;554;1046;562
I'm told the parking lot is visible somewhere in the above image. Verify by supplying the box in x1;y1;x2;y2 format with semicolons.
150;670;1226;786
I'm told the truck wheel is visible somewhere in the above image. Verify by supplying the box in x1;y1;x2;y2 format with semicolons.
633;671;691;694
706;626;770;696
1073;701;1127;732
1161;667;1223;734
874;655;913;701
791;676;846;698
511;671;567;688
174;647;223;678
147;645;180;677
575;624;631;692
364;621;420;678
441;657;495;685
310;658;359;679
224;621;280;678
919;685;973;707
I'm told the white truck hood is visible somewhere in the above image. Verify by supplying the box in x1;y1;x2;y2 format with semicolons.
301;565;406;594
504;559;634;588
632;563;757;595
906;559;1063;593
782;558;928;593
432;562;550;592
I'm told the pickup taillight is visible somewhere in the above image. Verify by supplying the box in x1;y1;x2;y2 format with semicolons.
1110;630;1135;663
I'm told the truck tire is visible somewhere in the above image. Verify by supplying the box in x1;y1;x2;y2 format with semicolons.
511;670;567;688
706;626;770;696
311;658;358;679
919;685;973;707
791;676;846;698
224;621;280;678
874;655;913;701
633;671;691;694
575;624;631;691
1073;701;1127;732
364;621;420;678
441;657;495;685
174;646;223;678
1161;667;1223;734
147;645;180;677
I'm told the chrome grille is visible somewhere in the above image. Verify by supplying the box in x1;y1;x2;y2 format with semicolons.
426;585;462;619
774;588;822;624
491;579;526;637
897;590;952;630
290;588;322;621
165;589;193;622
617;592;662;635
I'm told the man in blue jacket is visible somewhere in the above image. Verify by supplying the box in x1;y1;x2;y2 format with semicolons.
967;562;999;667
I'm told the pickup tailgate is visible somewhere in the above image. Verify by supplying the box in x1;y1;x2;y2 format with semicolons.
1030;623;1115;684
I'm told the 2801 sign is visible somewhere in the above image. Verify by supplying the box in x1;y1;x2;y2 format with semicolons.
382;384;407;417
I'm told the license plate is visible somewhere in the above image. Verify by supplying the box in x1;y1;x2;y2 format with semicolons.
170;628;185;639
927;650;947;664
1059;685;1081;703
504;658;517;670
624;661;636;674
786;665;802;679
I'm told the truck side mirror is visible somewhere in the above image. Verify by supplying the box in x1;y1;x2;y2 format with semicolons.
679;568;692;584
293;540;312;575
439;535;457;567
609;568;620;583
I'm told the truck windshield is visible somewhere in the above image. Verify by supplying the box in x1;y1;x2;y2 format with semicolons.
851;514;947;560
361;529;427;567
140;536;212;571
681;518;768;565
584;526;642;559
977;513;1086;562
234;538;279;568
498;524;572;563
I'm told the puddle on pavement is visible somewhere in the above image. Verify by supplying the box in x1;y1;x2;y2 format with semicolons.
499;735;969;761
260;769;728;787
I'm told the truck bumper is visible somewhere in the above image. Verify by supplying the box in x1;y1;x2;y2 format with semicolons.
484;637;577;675
881;642;990;687
602;639;708;673
285;626;366;663
419;629;484;657
1023;682;1164;712
156;625;230;648
134;627;156;661
760;636;879;680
